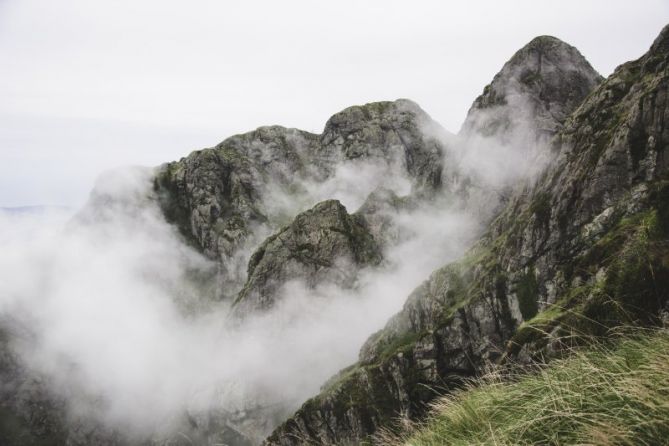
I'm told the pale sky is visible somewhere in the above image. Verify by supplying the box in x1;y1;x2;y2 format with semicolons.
1;0;668;207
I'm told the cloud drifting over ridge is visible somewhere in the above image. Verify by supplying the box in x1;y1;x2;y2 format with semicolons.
0;160;482;441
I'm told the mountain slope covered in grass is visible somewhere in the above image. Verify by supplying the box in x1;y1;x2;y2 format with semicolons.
383;328;669;446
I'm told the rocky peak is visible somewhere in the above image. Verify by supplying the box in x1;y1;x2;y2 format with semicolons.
320;99;446;192
649;23;669;58
232;199;382;314
638;23;669;75
7;21;669;446
461;35;603;140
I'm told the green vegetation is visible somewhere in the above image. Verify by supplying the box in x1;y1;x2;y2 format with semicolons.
571;207;669;336
507;204;669;357
320;181;669;444
376;331;424;363
380;328;669;446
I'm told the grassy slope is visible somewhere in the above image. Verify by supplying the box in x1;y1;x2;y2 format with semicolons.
382;328;669;446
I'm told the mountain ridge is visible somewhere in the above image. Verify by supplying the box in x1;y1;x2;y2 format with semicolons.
264;26;668;445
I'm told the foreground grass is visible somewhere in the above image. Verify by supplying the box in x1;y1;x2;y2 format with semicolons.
381;329;669;446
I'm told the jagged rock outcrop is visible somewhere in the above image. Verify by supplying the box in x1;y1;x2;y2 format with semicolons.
232;200;382;314
354;188;410;246
264;28;669;445
461;35;603;141
153;100;447;300
153;127;321;300
445;35;603;220
494;22;669;357
319;100;445;191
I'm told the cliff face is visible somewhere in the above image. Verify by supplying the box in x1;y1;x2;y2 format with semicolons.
264;28;669;445
443;35;604;223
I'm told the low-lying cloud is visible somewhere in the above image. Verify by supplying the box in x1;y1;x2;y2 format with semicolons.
0;95;553;443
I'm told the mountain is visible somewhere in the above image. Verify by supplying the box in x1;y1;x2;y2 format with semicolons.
152;99;446;302
460;35;603;141
2;24;668;446
264;27;669;445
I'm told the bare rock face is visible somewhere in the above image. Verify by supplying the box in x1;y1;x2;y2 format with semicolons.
461;35;603;141
320;99;445;191
264;28;668;445
354;187;410;246
232;200;382;314
153;126;322;300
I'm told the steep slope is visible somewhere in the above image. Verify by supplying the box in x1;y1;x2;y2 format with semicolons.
4;26;663;446
396;329;669;445
264;30;667;445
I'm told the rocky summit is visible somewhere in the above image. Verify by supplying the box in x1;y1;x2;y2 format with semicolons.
2;24;669;446
460;35;603;141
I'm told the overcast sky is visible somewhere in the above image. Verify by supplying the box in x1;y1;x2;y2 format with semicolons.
1;0;668;207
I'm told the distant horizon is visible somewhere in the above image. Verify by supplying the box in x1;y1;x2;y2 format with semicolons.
1;205;74;211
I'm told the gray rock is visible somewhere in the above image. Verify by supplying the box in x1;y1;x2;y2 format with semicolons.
320;99;445;192
153;126;321;300
461;35;603;141
6;98;450;446
232;199;382;314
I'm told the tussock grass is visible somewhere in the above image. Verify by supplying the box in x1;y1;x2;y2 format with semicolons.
377;328;669;446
